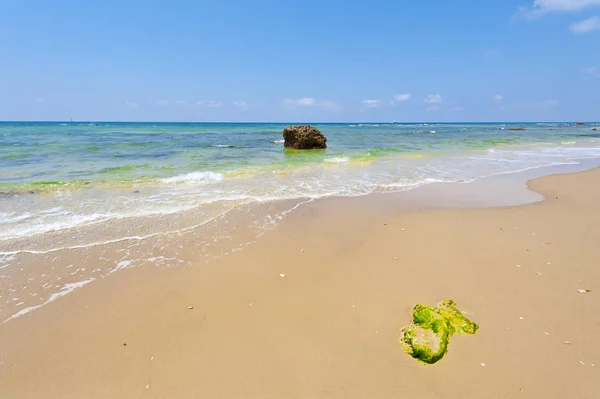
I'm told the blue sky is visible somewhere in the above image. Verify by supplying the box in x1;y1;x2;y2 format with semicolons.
1;0;599;122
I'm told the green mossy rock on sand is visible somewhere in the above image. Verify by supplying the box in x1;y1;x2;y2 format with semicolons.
283;125;327;149
399;300;478;365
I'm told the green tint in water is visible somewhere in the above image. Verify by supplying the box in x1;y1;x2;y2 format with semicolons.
399;300;479;365
0;122;597;193
99;164;150;174
31;181;68;186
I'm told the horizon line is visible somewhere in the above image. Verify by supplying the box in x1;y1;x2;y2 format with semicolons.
0;120;597;124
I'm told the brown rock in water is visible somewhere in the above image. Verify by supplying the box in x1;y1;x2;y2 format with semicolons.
593;128;597;131
283;125;327;149
508;127;526;131
577;122;585;125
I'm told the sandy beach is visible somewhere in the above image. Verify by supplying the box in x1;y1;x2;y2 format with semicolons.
1;167;599;398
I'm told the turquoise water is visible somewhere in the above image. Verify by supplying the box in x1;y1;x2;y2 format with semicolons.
1;121;600;240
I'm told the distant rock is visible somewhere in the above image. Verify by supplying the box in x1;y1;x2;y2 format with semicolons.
508;127;526;131
283;125;327;149
576;122;585;125
593;128;597;131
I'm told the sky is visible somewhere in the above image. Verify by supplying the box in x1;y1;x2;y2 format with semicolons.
1;0;599;122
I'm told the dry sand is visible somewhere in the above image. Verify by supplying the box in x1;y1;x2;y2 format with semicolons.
1;168;599;398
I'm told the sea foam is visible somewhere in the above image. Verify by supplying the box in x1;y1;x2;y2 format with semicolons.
161;171;224;184
3;278;95;323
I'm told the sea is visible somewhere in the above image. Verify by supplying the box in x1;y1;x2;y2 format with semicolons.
1;121;600;322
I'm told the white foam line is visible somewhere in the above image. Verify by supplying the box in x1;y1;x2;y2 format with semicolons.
476;160;581;179
3;278;95;323
108;259;133;274
0;197;323;257
2;155;597;258
0;208;237;257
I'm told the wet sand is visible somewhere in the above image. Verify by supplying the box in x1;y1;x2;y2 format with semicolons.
1;168;599;398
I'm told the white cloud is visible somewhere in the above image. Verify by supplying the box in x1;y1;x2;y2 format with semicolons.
361;99;381;108
583;66;599;77
571;15;600;33
393;93;411;102
175;100;188;107
282;98;340;110
193;100;222;108
516;0;600;19
233;100;248;109
511;100;560;109
425;94;443;104
494;94;504;102
390;93;411;106
284;98;316;107
125;101;139;109
155;100;169;106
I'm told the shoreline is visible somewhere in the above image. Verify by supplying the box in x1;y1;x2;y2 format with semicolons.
2;158;600;324
3;120;600;245
1;165;600;398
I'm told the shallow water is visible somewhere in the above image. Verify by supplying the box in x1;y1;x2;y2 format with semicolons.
1;121;600;241
1;121;600;322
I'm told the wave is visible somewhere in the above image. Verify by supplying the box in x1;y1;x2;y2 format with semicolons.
324;157;349;164
410;130;437;134
161;171;224;184
0;212;34;225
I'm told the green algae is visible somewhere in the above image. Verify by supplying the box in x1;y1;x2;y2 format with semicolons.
31;181;68;186
399;300;478;365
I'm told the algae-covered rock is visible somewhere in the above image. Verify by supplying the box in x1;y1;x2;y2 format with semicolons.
282;125;327;149
399;300;478;365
